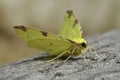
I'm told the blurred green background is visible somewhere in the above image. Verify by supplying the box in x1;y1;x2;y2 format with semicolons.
0;0;120;66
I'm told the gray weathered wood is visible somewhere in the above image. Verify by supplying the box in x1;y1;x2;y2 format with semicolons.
0;29;120;80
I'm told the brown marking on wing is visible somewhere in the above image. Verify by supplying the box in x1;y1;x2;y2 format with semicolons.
73;19;78;27
67;10;73;18
75;19;78;24
66;39;76;44
80;29;82;32
80;29;83;37
59;36;64;40
14;26;27;31
40;31;48;36
67;39;87;48
67;39;83;46
50;42;53;45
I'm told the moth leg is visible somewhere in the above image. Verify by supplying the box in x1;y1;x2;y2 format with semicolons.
82;52;89;65
47;50;69;62
87;46;101;60
64;47;76;62
72;47;76;54
63;54;71;62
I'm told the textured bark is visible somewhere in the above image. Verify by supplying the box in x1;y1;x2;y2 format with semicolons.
0;29;120;80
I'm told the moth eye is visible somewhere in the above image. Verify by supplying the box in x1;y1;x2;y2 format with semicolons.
81;43;87;48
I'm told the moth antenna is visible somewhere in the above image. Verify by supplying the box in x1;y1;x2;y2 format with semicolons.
87;46;101;60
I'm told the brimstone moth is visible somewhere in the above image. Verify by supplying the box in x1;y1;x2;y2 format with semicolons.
14;10;88;60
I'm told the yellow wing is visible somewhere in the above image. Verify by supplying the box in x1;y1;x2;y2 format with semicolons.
28;39;72;56
14;26;72;56
59;10;83;41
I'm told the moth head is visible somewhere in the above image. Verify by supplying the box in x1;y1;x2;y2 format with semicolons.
71;38;87;48
81;42;87;48
79;38;87;48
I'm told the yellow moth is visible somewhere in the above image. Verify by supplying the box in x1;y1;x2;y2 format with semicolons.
14;10;88;61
